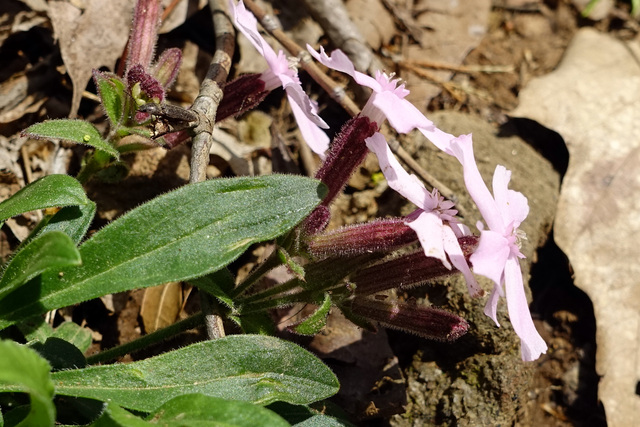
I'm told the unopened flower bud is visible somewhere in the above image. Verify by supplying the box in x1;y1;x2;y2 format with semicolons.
216;74;268;122
348;297;469;341
301;205;331;236
351;235;479;296
307;218;417;259
152;48;182;89
126;0;162;74
315;116;377;206
127;64;165;103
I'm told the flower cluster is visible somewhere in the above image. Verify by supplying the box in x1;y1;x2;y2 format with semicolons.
226;0;547;361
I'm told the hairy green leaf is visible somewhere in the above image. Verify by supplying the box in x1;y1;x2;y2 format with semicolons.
22;120;119;158
0;175;326;329
32;202;96;245
93;71;127;128
0;175;88;223
52;335;339;412
291;293;332;336
0;232;81;302
0;341;55;426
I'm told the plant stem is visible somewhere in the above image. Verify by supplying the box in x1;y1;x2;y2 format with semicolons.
86;313;204;364
190;0;235;340
236;277;302;304
228;248;281;298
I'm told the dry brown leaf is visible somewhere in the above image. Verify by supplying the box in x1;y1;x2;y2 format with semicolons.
48;0;131;117
512;28;640;426
140;282;183;334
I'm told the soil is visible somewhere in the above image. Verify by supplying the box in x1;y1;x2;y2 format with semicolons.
1;0;632;425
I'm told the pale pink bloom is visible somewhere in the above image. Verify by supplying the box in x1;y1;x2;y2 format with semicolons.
229;0;329;156
307;46;455;152
450;134;547;361
366;133;483;297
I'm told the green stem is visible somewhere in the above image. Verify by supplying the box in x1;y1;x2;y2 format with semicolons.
239;286;343;315
76;150;114;184
237;277;302;304
86;312;204;364
228;248;282;298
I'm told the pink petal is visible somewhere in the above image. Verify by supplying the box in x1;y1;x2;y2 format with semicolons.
483;285;501;326
230;0;277;65
406;210;449;268
306;45;380;91
504;257;547;361
370;91;433;133
365;133;428;208
442;225;483;297
288;90;330;157
449;134;504;231
470;229;510;286
492;165;529;227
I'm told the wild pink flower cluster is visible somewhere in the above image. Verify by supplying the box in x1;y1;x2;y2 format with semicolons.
229;0;547;361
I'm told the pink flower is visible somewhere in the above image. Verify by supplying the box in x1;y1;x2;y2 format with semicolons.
307;46;455;152
229;1;329;157
366;133;483;297
450;134;547;361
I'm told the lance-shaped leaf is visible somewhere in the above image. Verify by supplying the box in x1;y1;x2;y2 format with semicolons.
290;293;332;336
52;335;339;412
30;202;97;246
93;70;128;128
22;119;119;158
0;175;89;223
0;175;326;329
0;341;55;426
0;231;81;302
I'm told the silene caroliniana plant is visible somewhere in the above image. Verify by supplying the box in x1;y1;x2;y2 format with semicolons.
0;0;547;424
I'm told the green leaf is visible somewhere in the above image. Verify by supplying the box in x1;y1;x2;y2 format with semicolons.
93;404;151;427
268;402;354;427
0;175;325;329
230;311;276;335
0;175;89;223
0;231;81;302
22;120;119;158
146;394;290;426
52;335;339;412
30;337;86;371
0;341;55;427
16;317;54;344
190;269;236;309
17;319;92;353
291;293;332;336
51;322;92;353
33;203;96;245
93;71;127;128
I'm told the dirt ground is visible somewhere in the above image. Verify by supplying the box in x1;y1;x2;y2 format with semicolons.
2;0;634;425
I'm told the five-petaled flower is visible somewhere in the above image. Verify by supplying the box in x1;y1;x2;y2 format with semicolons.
229;0;330;157
450;134;547;361
366;133;483;298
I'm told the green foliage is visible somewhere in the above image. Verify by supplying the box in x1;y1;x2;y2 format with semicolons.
291;293;332;336
93;70;128;128
0;175;325;329
0;231;81;301
0;341;55;427
0;175;89;223
29;202;97;246
52;335;339;412
22;120;119;158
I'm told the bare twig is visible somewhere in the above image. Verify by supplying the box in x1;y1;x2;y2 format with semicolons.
190;0;235;339
400;59;514;74
301;0;385;75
